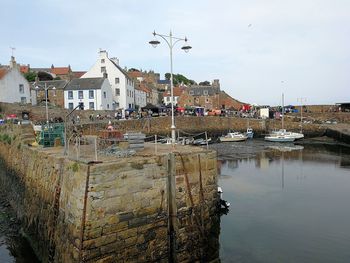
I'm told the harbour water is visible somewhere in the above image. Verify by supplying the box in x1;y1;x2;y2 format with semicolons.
218;142;350;263
0;141;349;262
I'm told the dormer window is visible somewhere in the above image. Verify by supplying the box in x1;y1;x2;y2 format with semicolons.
203;90;208;95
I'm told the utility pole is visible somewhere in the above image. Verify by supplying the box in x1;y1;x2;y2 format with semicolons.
297;97;307;133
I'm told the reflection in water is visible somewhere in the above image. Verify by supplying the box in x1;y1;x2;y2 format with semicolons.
219;143;350;263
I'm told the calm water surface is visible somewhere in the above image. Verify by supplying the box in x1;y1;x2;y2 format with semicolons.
218;143;350;263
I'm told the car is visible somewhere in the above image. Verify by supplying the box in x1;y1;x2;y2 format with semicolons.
20;120;32;125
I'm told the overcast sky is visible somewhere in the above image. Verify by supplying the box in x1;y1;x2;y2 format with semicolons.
1;0;349;105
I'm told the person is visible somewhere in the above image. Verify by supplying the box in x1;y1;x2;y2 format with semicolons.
107;121;114;131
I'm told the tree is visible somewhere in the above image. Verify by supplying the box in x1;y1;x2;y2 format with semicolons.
24;72;37;82
164;73;196;85
199;81;210;86
37;71;53;81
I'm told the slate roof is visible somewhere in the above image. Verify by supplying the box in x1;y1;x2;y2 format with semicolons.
109;59;132;80
157;79;170;85
187;85;220;96
65;78;105;91
31;80;68;90
31;68;51;73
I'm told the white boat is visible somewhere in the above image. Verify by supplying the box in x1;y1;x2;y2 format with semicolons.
265;131;296;142
265;93;304;142
220;132;248;142
245;128;254;139
272;129;304;140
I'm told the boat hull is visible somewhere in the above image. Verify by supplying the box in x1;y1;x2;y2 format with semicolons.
220;137;248;142
264;136;295;142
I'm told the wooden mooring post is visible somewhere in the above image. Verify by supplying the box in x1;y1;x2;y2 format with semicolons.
167;153;177;262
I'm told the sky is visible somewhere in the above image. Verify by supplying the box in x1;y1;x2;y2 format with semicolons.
1;0;349;106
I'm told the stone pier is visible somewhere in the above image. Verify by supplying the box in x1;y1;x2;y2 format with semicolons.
0;124;219;262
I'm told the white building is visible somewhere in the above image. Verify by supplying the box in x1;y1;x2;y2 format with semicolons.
64;78;113;110
82;50;135;111
0;56;31;104
134;86;147;109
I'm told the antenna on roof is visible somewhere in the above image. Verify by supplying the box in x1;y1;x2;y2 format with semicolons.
10;47;16;57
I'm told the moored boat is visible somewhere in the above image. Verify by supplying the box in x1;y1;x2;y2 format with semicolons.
245;128;254;139
220;132;248;142
265;93;304;142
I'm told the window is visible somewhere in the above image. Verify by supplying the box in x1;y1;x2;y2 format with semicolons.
89;102;94;110
115;88;120;96
101;59;105;63
68;103;74;109
68;91;73;99
20;97;27;104
206;98;210;103
101;66;106;73
89;90;94;99
189;91;194;95
78;91;83;99
115;77;119;84
103;92;106;98
107;104;110;109
203;90;208;95
19;84;24;94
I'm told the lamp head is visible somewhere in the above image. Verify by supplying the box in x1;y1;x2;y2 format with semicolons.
182;36;192;53
181;45;192;53
149;40;160;48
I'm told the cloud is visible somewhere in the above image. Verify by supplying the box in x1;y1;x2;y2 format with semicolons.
1;0;349;105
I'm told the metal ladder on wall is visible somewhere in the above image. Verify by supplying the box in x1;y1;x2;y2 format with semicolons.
48;160;64;262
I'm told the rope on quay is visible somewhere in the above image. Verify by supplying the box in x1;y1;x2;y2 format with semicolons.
178;129;207;137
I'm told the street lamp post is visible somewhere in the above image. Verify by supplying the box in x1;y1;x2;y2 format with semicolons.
149;30;192;144
35;83;56;125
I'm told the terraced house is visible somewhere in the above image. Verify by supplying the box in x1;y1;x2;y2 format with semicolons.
0;56;31;104
82;50;135;111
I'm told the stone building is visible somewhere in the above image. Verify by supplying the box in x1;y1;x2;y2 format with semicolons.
50;65;74;81
163;86;184;106
128;70;161;106
32;80;68;108
178;79;244;110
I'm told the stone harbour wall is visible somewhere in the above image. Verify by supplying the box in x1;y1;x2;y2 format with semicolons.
0;124;219;262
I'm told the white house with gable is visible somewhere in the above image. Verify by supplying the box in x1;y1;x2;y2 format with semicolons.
82;50;135;112
0;56;31;104
64;78;112;110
